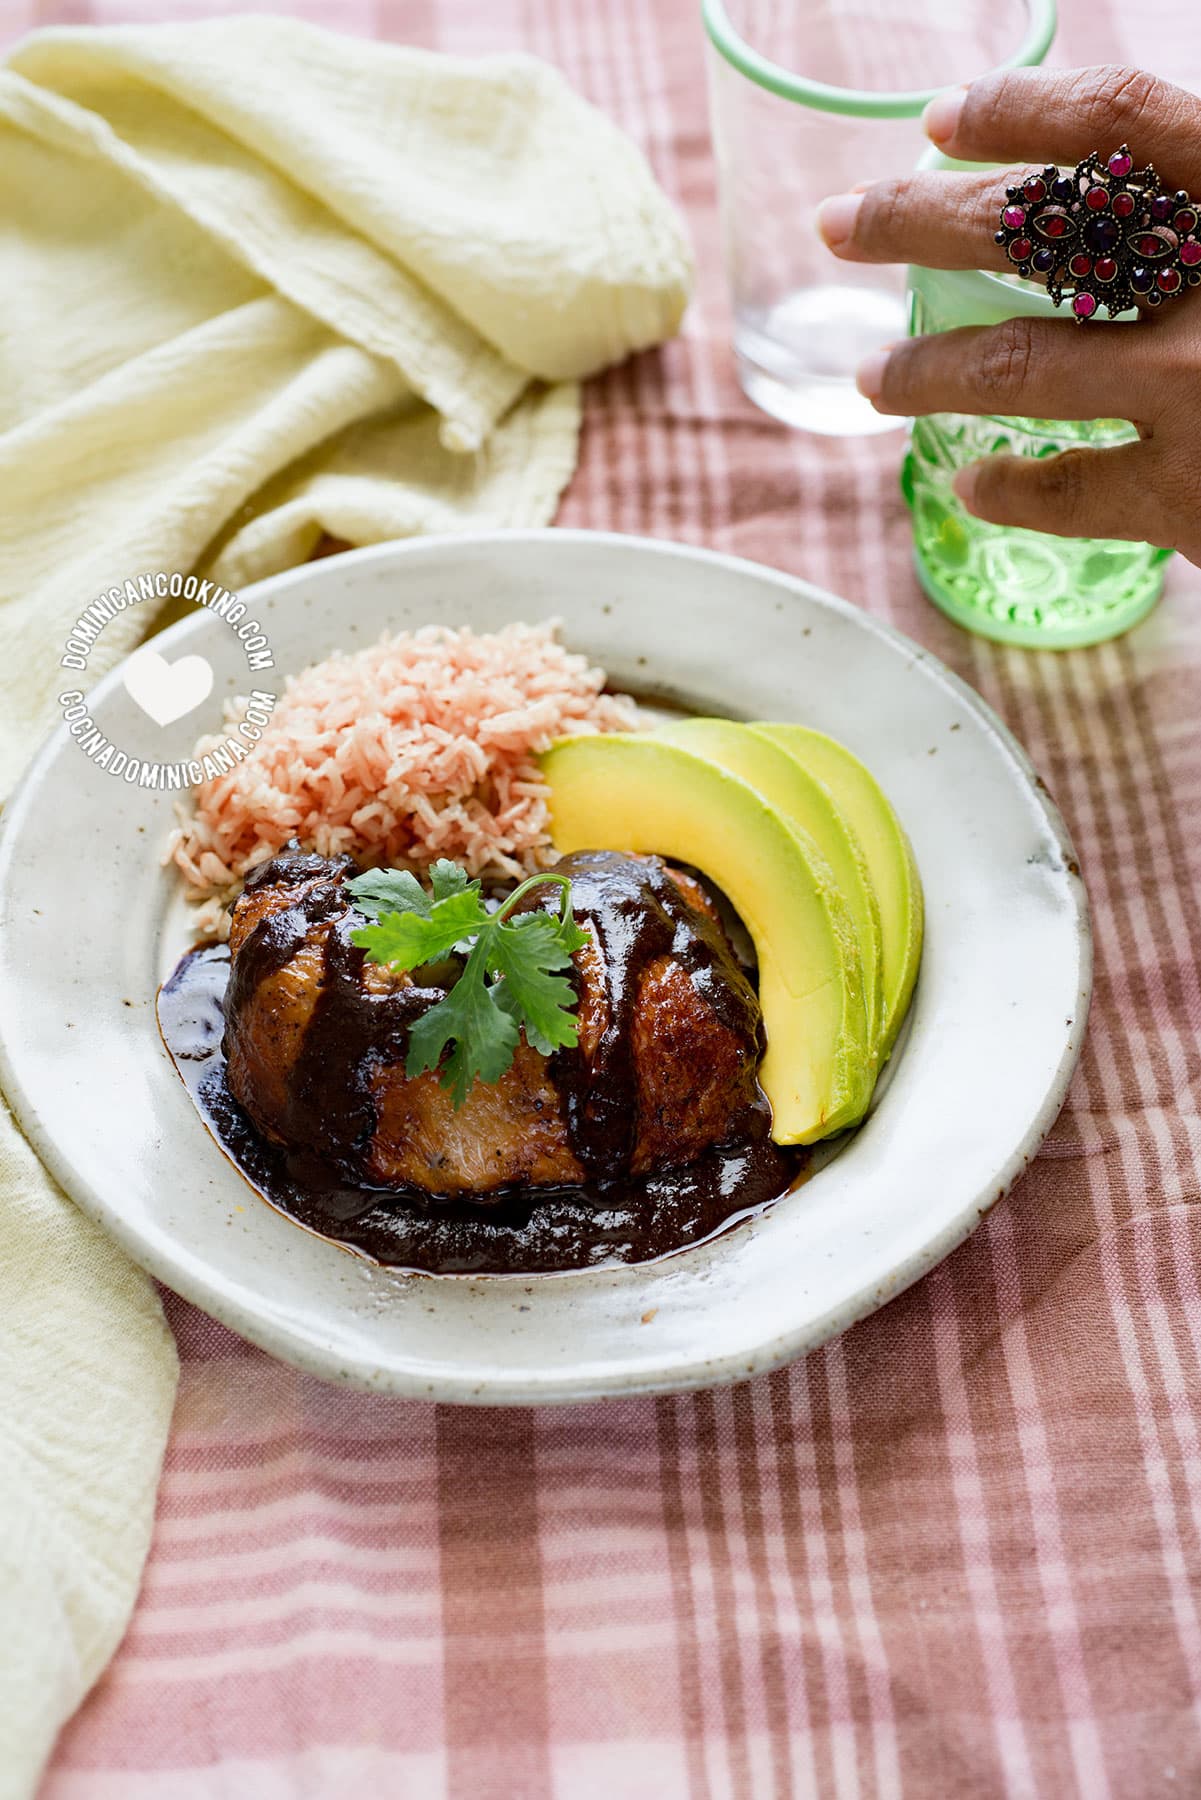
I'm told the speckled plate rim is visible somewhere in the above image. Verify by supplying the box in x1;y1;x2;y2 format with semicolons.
0;531;1091;1402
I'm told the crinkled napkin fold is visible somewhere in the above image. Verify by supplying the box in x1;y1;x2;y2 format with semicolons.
0;18;691;1794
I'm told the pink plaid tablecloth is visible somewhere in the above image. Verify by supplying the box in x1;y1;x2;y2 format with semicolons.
10;0;1201;1793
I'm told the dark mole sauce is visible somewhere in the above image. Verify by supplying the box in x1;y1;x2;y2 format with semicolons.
157;850;807;1274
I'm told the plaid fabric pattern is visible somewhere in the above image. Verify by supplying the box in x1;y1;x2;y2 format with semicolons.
7;0;1200;1793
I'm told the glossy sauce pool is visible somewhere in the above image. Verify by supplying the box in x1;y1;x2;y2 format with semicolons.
157;943;809;1276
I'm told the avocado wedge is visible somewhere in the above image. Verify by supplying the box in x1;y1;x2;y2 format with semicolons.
656;717;885;1058
752;724;923;1060
540;733;873;1144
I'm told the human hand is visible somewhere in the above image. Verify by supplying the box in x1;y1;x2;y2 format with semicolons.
816;67;1201;566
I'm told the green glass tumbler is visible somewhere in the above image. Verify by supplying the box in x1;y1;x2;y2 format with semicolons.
903;170;1171;648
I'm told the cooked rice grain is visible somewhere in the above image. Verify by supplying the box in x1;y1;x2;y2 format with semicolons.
167;620;639;902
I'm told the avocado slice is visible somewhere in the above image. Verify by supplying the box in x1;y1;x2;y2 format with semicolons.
655;717;884;1058
540;733;873;1144
752;724;923;1060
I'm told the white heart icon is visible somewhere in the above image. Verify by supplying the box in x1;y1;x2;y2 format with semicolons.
122;647;214;728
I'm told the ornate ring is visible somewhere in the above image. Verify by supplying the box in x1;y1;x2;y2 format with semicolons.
994;145;1201;320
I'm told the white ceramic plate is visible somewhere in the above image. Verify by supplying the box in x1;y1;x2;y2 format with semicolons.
0;533;1090;1402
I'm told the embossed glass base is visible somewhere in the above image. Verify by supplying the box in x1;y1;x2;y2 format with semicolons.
902;412;1170;648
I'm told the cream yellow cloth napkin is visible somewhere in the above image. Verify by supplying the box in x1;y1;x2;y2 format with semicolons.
0;18;690;1793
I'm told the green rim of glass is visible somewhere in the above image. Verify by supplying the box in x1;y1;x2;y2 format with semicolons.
701;0;1057;118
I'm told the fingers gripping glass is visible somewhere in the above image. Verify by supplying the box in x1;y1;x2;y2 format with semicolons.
902;151;1171;649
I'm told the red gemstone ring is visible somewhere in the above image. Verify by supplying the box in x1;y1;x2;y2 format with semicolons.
994;144;1201;320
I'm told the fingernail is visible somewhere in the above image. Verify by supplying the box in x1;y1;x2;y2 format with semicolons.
816;192;863;252
855;348;890;402
923;87;964;146
952;464;980;508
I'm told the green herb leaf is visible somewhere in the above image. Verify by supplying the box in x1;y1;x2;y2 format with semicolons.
487;911;588;1055
428;859;474;903
350;886;487;970
349;862;588;1107
346;861;477;922
346;869;431;921
405;955;520;1107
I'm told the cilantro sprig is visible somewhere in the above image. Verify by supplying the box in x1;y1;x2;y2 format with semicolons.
347;860;590;1107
